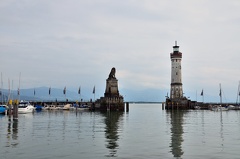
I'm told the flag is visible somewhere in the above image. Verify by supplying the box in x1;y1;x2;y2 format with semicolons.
17;88;20;95
219;88;222;97
93;86;95;94
200;89;203;96
63;86;66;95
78;86;81;94
49;87;51;95
34;89;36;96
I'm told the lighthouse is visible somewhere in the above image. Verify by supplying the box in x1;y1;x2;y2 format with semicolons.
170;41;183;99
165;42;192;109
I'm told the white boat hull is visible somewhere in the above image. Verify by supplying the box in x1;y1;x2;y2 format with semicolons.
194;106;201;110
18;106;34;114
211;105;229;111
63;104;71;110
18;101;35;114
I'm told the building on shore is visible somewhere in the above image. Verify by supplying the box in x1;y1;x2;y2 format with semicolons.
95;67;124;111
165;42;192;109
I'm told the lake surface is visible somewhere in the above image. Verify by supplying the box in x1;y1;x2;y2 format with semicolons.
1;103;240;159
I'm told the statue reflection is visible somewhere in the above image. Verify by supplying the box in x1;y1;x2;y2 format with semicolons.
7;116;19;147
167;110;185;158
101;111;123;157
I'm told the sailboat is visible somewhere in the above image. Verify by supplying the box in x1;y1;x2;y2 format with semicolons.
0;73;8;114
231;81;240;110
16;73;34;114
236;81;240;106
211;84;229;111
0;105;7;114
225;81;240;110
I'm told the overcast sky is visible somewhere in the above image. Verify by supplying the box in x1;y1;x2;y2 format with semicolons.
1;0;240;102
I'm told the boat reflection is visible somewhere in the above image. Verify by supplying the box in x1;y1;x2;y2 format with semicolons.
100;111;123;157
6;116;19;148
166;110;185;158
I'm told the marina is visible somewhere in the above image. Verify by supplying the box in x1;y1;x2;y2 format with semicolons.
1;1;240;158
1;103;240;159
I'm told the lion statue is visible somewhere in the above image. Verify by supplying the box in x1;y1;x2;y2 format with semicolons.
108;67;116;79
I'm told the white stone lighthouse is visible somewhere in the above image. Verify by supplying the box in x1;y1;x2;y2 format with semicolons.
170;41;183;99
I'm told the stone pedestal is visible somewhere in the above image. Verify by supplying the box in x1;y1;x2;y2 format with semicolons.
96;67;124;111
104;78;119;97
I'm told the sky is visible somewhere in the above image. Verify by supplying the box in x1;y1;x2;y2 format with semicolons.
0;0;240;102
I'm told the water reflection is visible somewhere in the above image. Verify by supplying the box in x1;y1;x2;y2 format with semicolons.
220;112;224;150
167;110;185;158
45;110;70;141
6;116;19;148
101;111;123;157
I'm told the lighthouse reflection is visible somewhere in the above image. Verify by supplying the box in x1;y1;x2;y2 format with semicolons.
167;110;185;158
101;111;123;157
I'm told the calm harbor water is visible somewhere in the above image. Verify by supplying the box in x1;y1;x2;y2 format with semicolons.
1;103;240;159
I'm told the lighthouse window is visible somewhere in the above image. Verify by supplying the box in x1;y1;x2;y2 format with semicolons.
176;72;178;75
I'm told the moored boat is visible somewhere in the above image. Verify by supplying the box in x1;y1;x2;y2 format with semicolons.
42;105;50;110
35;105;43;111
0;105;7;114
211;105;229;111
49;105;60;110
18;101;34;114
194;105;201;110
63;104;71;110
210;84;229;111
227;105;235;110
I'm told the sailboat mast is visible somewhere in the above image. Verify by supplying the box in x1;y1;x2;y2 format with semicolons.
1;73;2;104
196;90;197;102
12;80;13;103
237;81;240;105
219;83;222;104
7;78;10;105
18;72;21;101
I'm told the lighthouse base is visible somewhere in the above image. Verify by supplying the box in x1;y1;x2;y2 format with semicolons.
165;97;192;110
